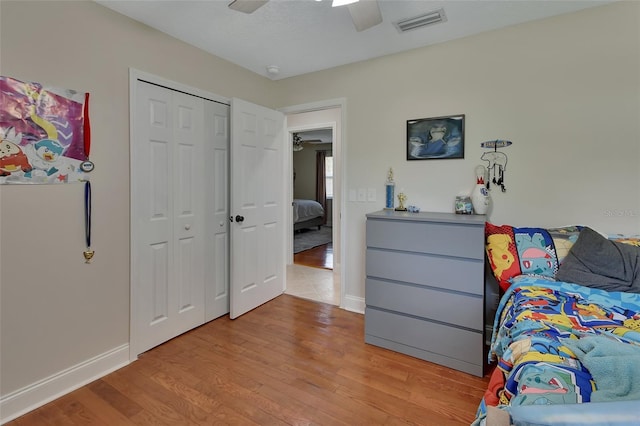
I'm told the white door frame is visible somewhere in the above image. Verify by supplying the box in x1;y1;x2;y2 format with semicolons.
128;68;230;361
280;99;346;309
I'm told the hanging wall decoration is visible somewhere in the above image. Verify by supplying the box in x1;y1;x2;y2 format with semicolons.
0;76;91;184
480;139;511;192
83;180;94;263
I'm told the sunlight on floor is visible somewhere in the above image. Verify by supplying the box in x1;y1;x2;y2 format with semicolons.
285;264;340;306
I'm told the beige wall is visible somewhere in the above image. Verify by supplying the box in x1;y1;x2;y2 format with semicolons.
293;142;332;200
0;0;278;399
1;0;639;417
277;1;640;309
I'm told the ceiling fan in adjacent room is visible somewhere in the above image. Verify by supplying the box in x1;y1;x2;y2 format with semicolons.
228;0;382;32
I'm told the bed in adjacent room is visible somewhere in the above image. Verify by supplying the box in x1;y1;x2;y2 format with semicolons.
293;198;325;231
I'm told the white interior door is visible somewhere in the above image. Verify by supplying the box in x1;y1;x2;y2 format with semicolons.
133;81;206;354
230;98;285;319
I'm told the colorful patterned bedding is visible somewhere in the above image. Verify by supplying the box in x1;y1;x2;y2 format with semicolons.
473;275;640;425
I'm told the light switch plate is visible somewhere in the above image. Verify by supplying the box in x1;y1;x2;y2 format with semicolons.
357;188;366;202
367;188;376;202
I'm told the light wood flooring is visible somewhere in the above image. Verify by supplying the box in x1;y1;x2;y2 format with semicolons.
7;295;491;425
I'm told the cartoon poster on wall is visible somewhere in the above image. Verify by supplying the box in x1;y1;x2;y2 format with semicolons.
0;76;90;184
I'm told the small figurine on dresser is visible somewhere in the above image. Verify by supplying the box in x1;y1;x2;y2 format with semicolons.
395;192;407;211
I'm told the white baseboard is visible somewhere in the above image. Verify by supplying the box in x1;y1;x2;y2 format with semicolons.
341;294;365;314
0;344;130;424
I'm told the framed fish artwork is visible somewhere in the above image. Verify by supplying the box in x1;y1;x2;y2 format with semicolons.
406;114;464;160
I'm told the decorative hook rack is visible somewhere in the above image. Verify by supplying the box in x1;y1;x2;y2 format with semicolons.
480;139;512;193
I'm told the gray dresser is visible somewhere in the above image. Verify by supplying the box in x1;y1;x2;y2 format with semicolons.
364;210;487;377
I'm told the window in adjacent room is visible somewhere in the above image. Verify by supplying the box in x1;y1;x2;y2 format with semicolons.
325;155;334;199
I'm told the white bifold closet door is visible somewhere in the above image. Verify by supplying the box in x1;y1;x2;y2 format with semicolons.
133;80;229;355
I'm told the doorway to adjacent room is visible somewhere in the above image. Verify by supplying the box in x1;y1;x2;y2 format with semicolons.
284;105;343;306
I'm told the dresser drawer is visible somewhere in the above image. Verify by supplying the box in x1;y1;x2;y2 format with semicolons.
366;218;484;259
365;307;483;366
366;278;482;330
366;248;483;295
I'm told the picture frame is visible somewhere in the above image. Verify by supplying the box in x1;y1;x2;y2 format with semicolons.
406;114;465;160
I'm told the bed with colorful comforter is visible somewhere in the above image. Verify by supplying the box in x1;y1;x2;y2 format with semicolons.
473;224;640;426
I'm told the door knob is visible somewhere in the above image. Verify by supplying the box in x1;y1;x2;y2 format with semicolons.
235;215;245;223
184;224;191;230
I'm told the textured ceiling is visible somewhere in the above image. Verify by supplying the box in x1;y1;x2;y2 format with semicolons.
96;0;614;80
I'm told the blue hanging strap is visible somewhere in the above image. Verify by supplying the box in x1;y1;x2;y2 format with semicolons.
83;181;94;263
85;181;91;248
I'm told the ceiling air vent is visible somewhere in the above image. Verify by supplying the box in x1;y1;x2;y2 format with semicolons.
394;8;447;33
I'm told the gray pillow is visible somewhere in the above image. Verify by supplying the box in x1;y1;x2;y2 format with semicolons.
555;227;640;293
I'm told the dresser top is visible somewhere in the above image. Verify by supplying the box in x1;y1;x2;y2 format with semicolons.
366;210;486;226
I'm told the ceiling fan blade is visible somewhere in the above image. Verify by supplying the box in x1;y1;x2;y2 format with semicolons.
228;0;269;14
347;0;382;32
